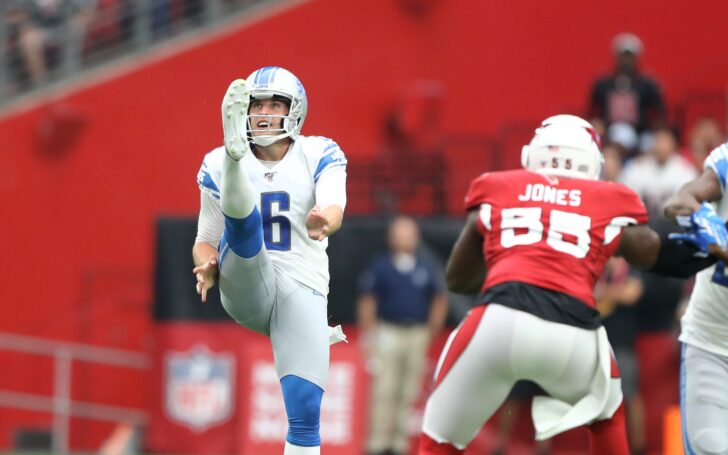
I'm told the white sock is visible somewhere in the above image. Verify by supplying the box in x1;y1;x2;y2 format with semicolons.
220;151;256;219
283;441;320;455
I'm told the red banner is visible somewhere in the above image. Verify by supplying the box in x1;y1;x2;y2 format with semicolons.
147;322;368;455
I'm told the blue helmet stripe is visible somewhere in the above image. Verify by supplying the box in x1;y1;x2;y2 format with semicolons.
254;66;278;88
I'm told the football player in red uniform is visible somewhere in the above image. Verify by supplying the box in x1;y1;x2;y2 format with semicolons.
418;115;725;455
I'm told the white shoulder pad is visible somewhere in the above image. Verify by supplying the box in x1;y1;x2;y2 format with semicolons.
196;147;225;201
705;142;728;192
299;135;348;183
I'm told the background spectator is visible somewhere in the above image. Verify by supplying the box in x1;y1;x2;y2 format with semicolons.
682;116;725;170
601;141;629;180
589;32;666;155
620;128;697;231
606;121;640;159
357;216;448;455
6;0;94;86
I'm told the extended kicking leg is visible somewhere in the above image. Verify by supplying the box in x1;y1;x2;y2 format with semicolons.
219;77;261;259
217;78;273;334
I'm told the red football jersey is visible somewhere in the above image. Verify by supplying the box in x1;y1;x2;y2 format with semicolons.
464;169;648;308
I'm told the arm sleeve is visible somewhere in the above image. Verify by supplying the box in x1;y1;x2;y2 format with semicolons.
195;192;225;247
315;165;347;210
647;234;717;278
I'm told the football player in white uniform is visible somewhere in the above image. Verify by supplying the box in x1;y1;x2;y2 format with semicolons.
664;142;728;455
192;66;347;455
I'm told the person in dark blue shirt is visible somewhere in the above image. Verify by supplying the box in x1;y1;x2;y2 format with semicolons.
357;216;448;455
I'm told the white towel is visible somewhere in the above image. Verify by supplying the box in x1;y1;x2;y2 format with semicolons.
531;326;623;440
328;325;348;345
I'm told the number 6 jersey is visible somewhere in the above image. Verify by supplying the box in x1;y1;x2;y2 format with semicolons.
196;135;347;296
465;169;648;323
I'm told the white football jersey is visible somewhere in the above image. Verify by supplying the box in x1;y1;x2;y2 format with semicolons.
196;135;347;296
680;142;728;356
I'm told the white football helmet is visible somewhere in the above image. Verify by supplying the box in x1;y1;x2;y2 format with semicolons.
521;114;603;180
245;66;308;146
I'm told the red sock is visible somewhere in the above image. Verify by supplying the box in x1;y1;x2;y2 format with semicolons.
588;403;629;455
417;433;464;455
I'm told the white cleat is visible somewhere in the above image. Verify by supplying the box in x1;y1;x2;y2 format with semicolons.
222;79;250;160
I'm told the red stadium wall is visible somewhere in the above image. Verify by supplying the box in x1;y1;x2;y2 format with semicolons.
0;0;727;450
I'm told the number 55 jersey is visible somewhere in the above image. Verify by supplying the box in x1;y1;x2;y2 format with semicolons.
196;135;347;296
464;169;648;327
680;143;728;356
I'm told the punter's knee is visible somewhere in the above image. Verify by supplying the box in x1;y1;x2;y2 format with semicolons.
280;375;323;446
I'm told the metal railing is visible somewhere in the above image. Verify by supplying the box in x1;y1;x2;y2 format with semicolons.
0;0;277;106
0;332;151;454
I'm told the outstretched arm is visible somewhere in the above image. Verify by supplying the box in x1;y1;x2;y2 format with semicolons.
663;168;728;258
445;210;486;294
618;224;717;278
617;224;661;269
663;169;722;219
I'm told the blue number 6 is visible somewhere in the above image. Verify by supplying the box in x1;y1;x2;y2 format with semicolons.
261;192;291;251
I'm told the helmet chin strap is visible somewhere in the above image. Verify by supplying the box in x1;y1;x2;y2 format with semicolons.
247;113;291;146
252;131;290;146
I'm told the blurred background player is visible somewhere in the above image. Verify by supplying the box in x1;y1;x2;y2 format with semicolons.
357;215;448;455
416;114;723;455
192;67;348;455
588;32;666;159
663;142;728;455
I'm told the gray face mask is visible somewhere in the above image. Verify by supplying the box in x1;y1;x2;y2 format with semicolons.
248;114;288;146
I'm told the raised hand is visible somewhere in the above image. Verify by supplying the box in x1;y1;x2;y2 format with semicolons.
306;205;330;241
192;255;218;303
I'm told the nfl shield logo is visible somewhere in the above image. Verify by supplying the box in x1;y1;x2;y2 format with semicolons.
165;345;235;432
